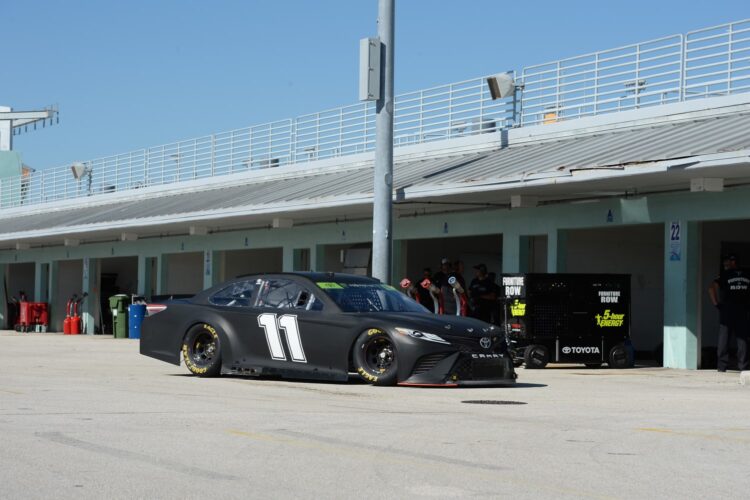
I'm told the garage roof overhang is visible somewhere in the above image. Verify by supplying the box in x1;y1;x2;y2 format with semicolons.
2;95;750;249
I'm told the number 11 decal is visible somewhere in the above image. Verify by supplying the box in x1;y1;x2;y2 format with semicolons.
257;313;307;363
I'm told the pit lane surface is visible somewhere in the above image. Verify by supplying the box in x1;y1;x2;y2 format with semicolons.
1;332;748;499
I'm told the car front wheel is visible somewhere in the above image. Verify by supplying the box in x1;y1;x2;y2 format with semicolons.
353;329;398;386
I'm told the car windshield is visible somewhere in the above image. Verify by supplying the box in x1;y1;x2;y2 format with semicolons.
317;282;429;313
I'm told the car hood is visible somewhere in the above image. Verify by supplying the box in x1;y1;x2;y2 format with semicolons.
354;312;500;338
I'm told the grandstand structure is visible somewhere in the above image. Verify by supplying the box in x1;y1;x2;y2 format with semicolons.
1;18;750;369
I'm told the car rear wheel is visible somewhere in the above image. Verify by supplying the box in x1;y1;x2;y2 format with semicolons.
182;323;222;377
353;329;398;386
524;344;549;369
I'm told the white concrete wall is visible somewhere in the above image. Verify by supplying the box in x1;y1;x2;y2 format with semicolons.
165;253;202;295
566;225;664;353
224;248;282;279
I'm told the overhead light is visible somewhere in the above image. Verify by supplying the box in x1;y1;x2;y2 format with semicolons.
64;238;80;247
690;178;724;193
272;218;294;229
15;242;30;251
121;233;138;242
511;195;538;208
189;226;208;236
71;162;89;180
486;73;516;100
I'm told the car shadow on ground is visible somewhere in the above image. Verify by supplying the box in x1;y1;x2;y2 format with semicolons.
168;373;546;388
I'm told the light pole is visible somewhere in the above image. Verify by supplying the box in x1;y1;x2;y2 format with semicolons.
372;0;394;284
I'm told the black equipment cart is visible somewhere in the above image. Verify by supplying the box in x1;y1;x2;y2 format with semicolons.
501;273;634;369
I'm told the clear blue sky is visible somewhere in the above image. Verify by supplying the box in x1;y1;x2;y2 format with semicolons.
4;0;748;169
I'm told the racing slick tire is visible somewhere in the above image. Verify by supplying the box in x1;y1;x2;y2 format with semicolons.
353;329;398;386
523;344;549;369
182;323;222;377
608;343;633;369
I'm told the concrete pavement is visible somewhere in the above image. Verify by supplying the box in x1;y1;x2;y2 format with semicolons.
0;331;748;499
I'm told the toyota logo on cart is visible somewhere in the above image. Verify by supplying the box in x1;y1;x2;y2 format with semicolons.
562;346;600;354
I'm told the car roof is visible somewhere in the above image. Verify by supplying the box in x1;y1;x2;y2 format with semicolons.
195;273;381;297
192;272;381;306
233;272;381;285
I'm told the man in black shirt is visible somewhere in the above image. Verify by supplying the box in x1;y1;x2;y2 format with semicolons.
432;258;455;315
708;254;750;372
432;258;451;289
469;264;496;323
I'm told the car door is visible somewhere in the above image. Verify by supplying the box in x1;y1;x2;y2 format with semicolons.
206;278;275;370
252;277;353;381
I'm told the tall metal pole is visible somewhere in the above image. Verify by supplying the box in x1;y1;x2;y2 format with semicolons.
372;0;394;283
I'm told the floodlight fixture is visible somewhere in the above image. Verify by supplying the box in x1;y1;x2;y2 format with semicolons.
71;162;90;180
486;72;516;100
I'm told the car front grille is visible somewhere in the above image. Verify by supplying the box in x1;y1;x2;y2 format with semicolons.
412;353;449;375
453;357;509;381
447;335;505;353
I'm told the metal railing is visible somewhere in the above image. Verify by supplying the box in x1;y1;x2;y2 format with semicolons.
1;18;749;210
520;34;684;125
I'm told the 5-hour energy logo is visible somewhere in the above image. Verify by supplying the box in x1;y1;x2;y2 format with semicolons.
510;300;526;317
596;309;625;327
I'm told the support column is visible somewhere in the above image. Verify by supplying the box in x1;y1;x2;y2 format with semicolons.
34;262;50;302
314;244;326;273
663;220;700;369
137;256;155;299
156;255;169;295
282;247;295;273
203;250;221;290
47;261;59;331
308;246;318;272
502;233;531;273
0;264;7;328
371;0;395;284
82;257;99;335
391;240;407;285
293;248;311;272
547;229;568;273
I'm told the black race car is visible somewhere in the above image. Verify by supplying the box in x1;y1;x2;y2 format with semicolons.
140;272;516;386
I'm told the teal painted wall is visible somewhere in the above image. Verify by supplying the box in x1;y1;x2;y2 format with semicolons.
5;186;750;367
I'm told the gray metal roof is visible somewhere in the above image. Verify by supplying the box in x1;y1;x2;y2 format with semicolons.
2;111;750;241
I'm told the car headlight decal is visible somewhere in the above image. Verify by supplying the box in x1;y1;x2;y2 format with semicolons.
394;327;450;344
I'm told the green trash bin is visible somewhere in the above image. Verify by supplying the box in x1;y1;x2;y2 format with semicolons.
109;294;131;338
